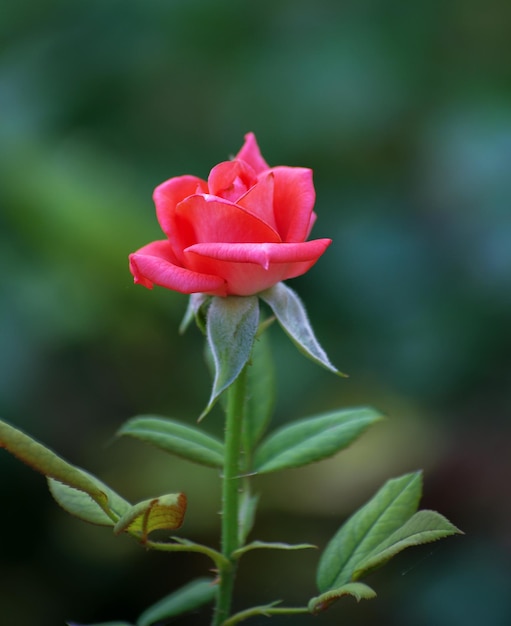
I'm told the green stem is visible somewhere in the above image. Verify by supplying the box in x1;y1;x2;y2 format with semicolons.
222;605;310;626
212;366;247;626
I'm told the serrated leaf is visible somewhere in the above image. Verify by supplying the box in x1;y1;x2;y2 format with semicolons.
317;472;422;592
232;541;316;559
353;509;462;580
114;493;187;541
201;295;259;419
0;418;111;518
118;415;224;468
48;472;130;526
260;283;344;375
136;578;217;626
242;330;275;459
308;582;376;614
254;407;383;474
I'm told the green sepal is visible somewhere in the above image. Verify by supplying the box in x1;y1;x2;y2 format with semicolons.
232;541;316;559
201;295;259;420
317;472;423;592
48;473;130;526
260;283;345;375
179;293;209;335
118;415;224;468
0;418;117;522
254;407;383;474
308;582;377;614
113;493;187;541
136;578;217;626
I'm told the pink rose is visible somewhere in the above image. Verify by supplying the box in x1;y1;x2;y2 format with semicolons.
129;133;331;297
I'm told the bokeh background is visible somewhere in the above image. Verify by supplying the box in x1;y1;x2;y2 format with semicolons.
1;1;511;624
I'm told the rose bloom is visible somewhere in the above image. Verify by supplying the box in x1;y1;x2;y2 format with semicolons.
129;133;331;297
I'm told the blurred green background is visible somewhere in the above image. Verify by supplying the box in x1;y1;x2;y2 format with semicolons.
1;0;511;624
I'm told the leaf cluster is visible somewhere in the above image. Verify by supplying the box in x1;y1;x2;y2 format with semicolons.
0;283;462;624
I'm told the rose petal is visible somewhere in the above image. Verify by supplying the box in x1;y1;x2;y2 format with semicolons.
175;195;281;246
271;166;316;242
235;132;270;174
183;255;288;296
153;175;208;253
236;171;276;230
184;239;331;270
129;240;226;296
183;239;331;295
207;160;257;203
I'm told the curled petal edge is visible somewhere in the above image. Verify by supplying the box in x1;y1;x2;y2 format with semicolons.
184;239;332;271
129;241;227;295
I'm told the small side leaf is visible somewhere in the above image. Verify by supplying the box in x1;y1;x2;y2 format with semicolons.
254;407;383;474
48;473;130;526
317;472;422;592
353;509;463;580
233;541;316;559
260;283;344;375
114;493;187;541
202;295;259;419
308;582;376;614
118;416;224;468
136;578;217;626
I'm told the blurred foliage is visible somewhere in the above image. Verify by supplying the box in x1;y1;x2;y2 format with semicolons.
1;0;510;624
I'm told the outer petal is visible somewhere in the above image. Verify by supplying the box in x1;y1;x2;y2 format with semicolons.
129;240;226;296
235;132;270;174
153;175;208;255
184;239;331;270
271;166;316;242
183;239;331;296
175;195;281;245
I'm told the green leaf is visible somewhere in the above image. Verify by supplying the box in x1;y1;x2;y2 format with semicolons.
254;407;383;474
113;493;187;541
317;472;422;592
232;540;316;559
48;472;130;526
242;329;275;460
201;295;259;419
136;578;217;626
118;415;224;468
0;418;113;520
308;582;376;614
353;509;462;580
238;490;259;546
260;283;344;375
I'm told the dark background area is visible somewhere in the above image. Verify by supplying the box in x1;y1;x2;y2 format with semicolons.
1;1;510;624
